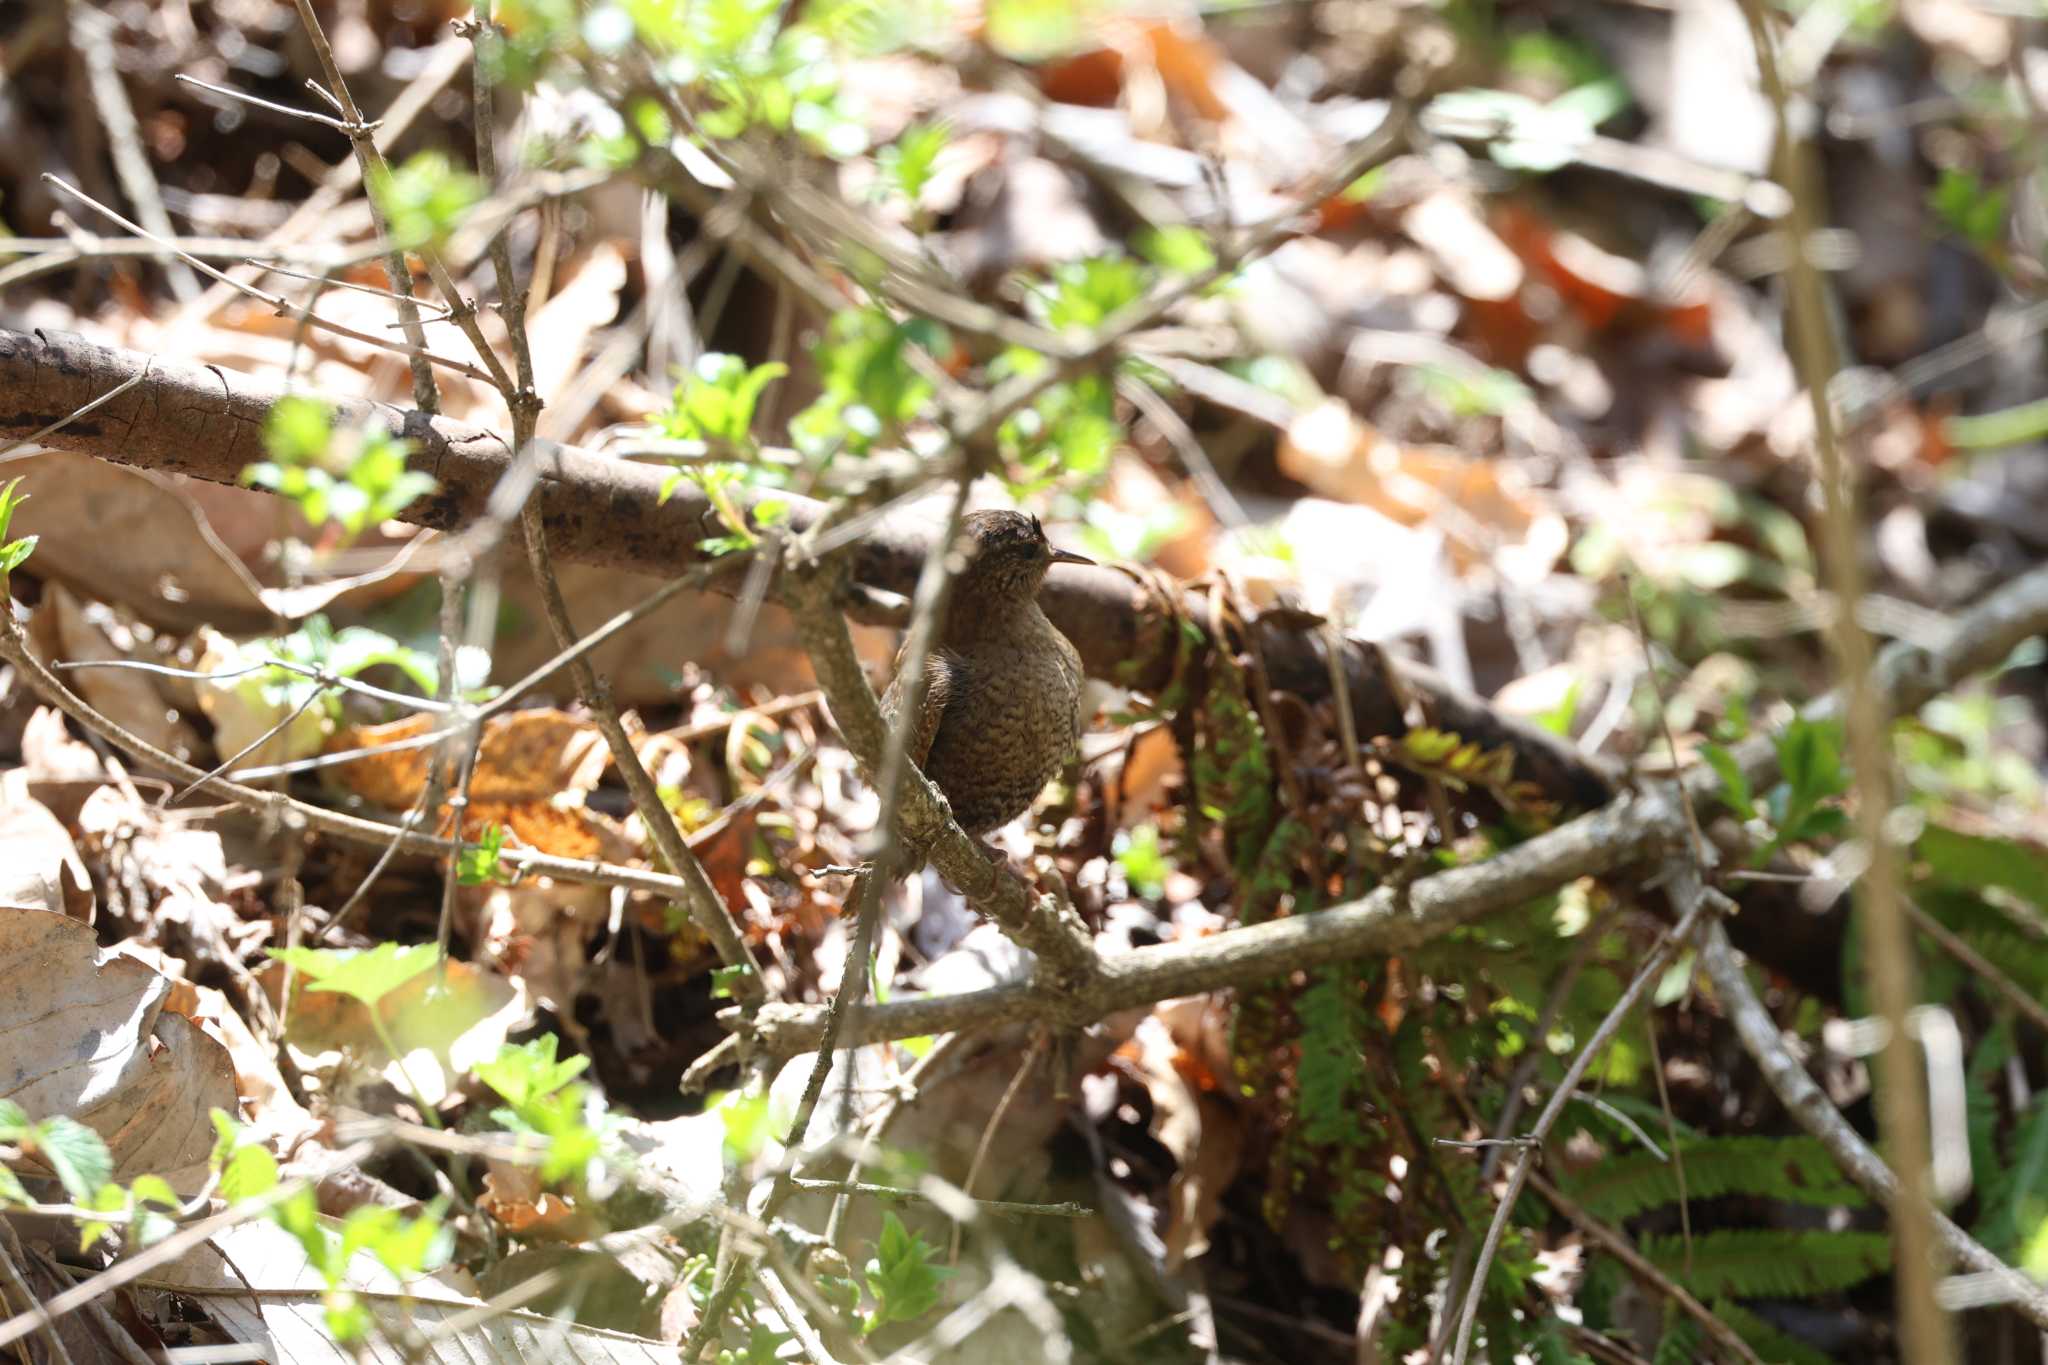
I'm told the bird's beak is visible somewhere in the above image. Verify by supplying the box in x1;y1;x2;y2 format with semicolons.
1048;547;1095;567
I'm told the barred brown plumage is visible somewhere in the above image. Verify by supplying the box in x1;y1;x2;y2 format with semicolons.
880;510;1093;836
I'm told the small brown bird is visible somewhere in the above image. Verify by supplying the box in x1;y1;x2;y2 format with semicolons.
882;510;1095;836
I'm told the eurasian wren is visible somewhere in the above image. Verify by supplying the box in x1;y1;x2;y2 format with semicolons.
881;509;1095;836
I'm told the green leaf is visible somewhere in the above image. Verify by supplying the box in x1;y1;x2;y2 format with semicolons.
863;1211;950;1329
0;478;34;581
878;119;949;204
713;1088;773;1163
474;1035;589;1109
1112;822;1171;900
1947;397;2048;452
270;941;439;1008
0;534;34;577
343;1199;450;1278
1135;225;1217;276
264;396;334;465
1712;1300;1838;1365
369;151;485;251
1701;742;1755;821
457;822;514;885
710;963;749;1000
1429;80;1628;174
1929;166;2008;250
35;1116;112;1202
221;1142;279;1202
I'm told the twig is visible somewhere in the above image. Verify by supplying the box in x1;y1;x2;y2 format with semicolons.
682;862;887;1358
1446;859;1722;1365
55;654;452;714
950;1036;1044;1262
284;0;439;411
0;1224;73;1365
1528;1170;1762;1365
171;37;471;328
41;176;493;385
173;73;370;135
1701;921;2048;1328
0;612;702;899
1731;1;1948;1355
0;1141;377;1351
69;3;200;303
1905;899;2048;1034
792;1178;1089;1220
519;502;760;990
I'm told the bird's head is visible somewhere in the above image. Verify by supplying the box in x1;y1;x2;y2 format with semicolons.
953;509;1094;600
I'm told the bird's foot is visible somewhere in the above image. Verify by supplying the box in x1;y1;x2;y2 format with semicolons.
934;840;1032;895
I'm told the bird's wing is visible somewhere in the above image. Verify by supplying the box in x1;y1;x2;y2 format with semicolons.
881;646;963;770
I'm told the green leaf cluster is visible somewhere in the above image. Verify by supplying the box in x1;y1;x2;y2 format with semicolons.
244;396;437;542
656;352;790;548
1427;81;1630;173
216;1106;449;1344
792;308;947;460
862;1211;951;1332
477;1035;606;1184
368;151;484;252
0;477;36;585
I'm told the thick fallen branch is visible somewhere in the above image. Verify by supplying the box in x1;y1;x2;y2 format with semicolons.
0;324;2019;998
0;324;1610;813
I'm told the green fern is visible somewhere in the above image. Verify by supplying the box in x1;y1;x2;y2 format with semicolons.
1976;1089;2048;1260
1649;1312;1705;1365
1296;968;1375;1150
1558;1136;1865;1222
1526;1317;1597;1365
1186;652;1268;840
1640;1229;1888;1299
1713;1300;1836;1365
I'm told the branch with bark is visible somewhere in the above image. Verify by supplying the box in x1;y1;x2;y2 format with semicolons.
0;322;1609;811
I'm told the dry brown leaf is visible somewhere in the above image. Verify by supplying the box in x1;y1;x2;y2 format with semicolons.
479;1165;598;1241
8;453;278;634
473;797;631;864
0;906;238;1192
526;242;628;414
1118;1009;1244;1273
0;791;93;921
19;705;104;784
74;784;257;958
323;708;609;809
40;585;205;762
1493;201;1714;352
1277;400;1562;575
474;880;610;1015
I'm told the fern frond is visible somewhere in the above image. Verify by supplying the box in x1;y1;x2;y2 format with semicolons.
1649;1312;1704;1365
1713;1300;1837;1365
1640;1229;1888;1299
1558;1136;1864;1221
1977;1090;2048;1259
